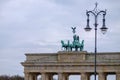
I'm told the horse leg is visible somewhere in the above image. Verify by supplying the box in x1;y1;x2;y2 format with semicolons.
65;46;67;51
80;47;81;51
75;46;78;51
70;47;72;51
80;46;83;51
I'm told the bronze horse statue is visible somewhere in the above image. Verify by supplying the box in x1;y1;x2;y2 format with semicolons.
61;40;73;51
61;35;84;51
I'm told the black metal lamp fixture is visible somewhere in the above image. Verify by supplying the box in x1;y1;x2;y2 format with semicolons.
84;2;108;80
84;3;108;34
84;14;92;31
100;13;108;34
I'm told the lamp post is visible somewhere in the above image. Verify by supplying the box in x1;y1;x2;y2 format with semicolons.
84;3;108;80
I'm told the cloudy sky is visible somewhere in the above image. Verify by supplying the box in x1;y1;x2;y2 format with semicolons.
0;0;120;78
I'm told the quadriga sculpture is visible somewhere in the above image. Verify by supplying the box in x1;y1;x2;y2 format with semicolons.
61;27;84;51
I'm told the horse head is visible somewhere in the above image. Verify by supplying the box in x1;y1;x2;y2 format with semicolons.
79;40;84;51
81;40;84;45
61;40;64;45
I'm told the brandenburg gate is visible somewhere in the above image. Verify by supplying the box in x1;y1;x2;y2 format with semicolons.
21;51;120;80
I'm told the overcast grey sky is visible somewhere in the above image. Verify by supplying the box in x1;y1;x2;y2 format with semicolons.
0;0;120;77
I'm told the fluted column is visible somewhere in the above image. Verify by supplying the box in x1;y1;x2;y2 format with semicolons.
24;73;29;80
29;73;33;80
98;72;106;80
33;74;37;80
81;72;90;80
41;73;47;80
116;72;120;80
41;73;53;80
63;74;69;80
46;74;53;80
58;73;63;80
58;73;68;80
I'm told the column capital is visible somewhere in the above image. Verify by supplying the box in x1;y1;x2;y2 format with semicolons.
116;72;120;74
24;72;29;74
98;72;107;75
41;72;46;74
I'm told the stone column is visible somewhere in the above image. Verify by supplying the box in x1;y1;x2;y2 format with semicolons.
35;74;38;80
98;72;106;80
49;74;53;80
81;72;90;80
41;73;52;80
58;73;63;80
24;73;29;80
64;74;69;80
58;73;68;80
41;73;46;80
33;74;37;80
46;74;53;80
29;73;33;80
116;72;120;80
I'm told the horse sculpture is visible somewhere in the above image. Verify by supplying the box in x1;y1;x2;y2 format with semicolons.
61;40;68;50
61;40;73;51
72;35;84;51
79;40;84;51
61;34;84;51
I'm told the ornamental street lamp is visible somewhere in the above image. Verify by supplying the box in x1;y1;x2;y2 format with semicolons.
84;3;108;80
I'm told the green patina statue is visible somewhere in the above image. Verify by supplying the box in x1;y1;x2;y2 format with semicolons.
61;27;84;51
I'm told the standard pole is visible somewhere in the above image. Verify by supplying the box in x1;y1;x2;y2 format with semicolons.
94;14;98;80
94;25;97;80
